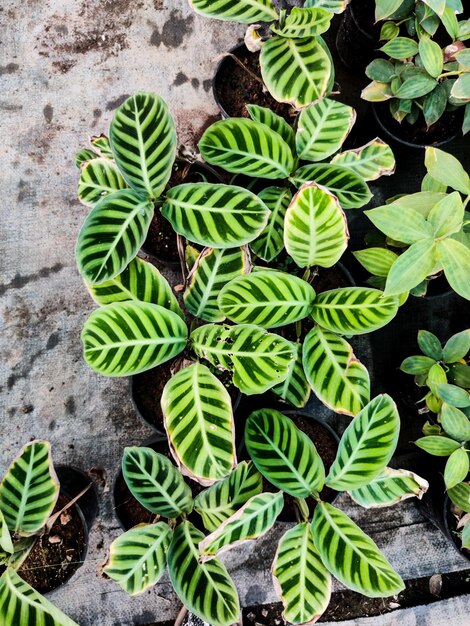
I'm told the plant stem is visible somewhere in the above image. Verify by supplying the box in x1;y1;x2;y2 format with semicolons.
223;53;266;88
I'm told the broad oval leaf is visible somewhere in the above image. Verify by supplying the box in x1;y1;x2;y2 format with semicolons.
365;204;434;244
326;394;400;491
312;502;405;597
435;383;470;408
349;467;429;508
400;355;436;375
353;248;399;278
77;158;128;207
246;106;295;152
425;147;470;195
81;301;187;376
103;522;171;595
109;92;177;198
331;138;396;181
440;404;470;442
443;330;470;363
437;238;470;301
394;74;437;99
310;288;399;336
272;345;311;409
379;37;418;59
415;435;461;456
168;522;240;626
448;482;470;513
418;329;442;360
250;187;292;262
444;448;469;490
419;36;443;78
122;447;193;518
161;364;236;485
271;7;333;38
245;409;325;497
76;189;154;285
189;0;278;23
303;326;370;417
162;183;270;248
384;240;438;297
427;192;464;239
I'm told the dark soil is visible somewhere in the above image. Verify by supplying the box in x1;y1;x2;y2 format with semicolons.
18;493;86;593
312;264;352;293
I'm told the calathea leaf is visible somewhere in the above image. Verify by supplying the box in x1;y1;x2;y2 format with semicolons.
77;158;128;207
304;0;349;13
188;0;278;23
250;187;292;262
349;467;429;508
271;7;333;39
331;138;396;181
75;147;99;167
246;105;295;152
0;511;13;555
90;134;113;159
272;344;311;409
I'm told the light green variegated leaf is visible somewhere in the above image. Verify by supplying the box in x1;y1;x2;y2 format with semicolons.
379;37;419;59
81;301;187;376
122;447;193;518
437;238;470;301
421;0;445;15
375;0;404;21
441;404;470;442
189;0;278;23
161;364;236;485
443;330;470;363
425;148;470;195
365;204;434;244
103;522;171;595
162;183;270;249
272;345;311;408
448;482;470;513
273;522;331;626
292;163;372;209
245;409;325;497
194;462;263;533
331;138;396;181
218;270;315;328
77;158;128;207
418;329;442;360
304;0;349;13
76;189;154;285
384;239;438;297
361;81;394;102
326;394;400;491
419;36;443;78
199;492;283;559
109;92;177;198
400;355;436;375
260;35;332;109
75;147;99;167
428;192;464;239
0;511;13;555
296;99;355;162
0;569;79;626
353;248;399;277
271;7;333;38
251;187;292;262
349;467;429;508
284;183;349;268
394;74;437;99
198;118;294;179
312;502;405;597
246;106;295;152
191;323;295;395
168;522;240;626
421;173;447;193
0;442;59;537
310;288;399;336
388;191;447;218
90;134;113;159
444;448;469;490
415;435;461;456
184;247;251;322
303;326;370;417
436;383;470;408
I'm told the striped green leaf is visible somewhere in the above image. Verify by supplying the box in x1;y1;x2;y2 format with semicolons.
379;37;419;60
292;163;372;209
76;189;154;284
440;404;470;442
419;36;443;78
218;271;315;329
0;442;59;537
184;247;251;322
161;364;236;485
162;183;270;248
77;158;128;207
198;119;294;179
448;482;470;513
81;301;187;376
271;7;333;38
310;288;399;336
122;447;193;518
326;394;400;491
331;138;396;181
246;105;295;152
191;324;296;394
444;448;469;490
312;502;405;597
251;187;292;262
353;248;399;278
0;569;78;626
303;326;370;416
168;522;240;626
436;383;470;408
284;183;349;268
273;522;331;625
296;99;355;162
272;345;311;408
199;492;283;559
189;0;278;23
103;522;171;595
260;35;332;108
109;92;177;198
349;468;429;508
415;436;461;456
0;511;13;555
90;134;113;159
194;462;263;533
75;147;99;167
303;0;349;12
245;409;325;497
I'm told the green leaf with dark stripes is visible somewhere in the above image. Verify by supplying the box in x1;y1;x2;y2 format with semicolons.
312;502;405;596
310;288;399;336
191;324;295;395
81;301;187;376
168;522;240;626
76;189;154;284
245;409;325;497
218;270;315;329
260;35;332;108
272;345;311;408
284;183;348;268
0;442;59;537
400;355;436;375
77;158;128;207
296;98;355;161
109;92;177;198
415;435;461;456
184;247;251;322
273;522;331;625
419;36;443;78
199;492;283;559
0;512;13;555
161;364;236;485
448;482;470;513
379;37;419;60
331;138;396;181
349;467;429;508
444;448;469;490
194;462;263;533
353;248;399;277
122;447;193;518
198;118;294;179
246;105;295;152
103;522;171;595
271;7;333;38
394;74;437;99
303;326;370;417
90;134;113;159
75;147;99;167
188;0;278;23
440;404;470;442
250;187;292;262
162;183;270;248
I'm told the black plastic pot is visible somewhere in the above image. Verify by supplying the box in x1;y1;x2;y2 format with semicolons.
336;1;378;73
55;465;99;532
